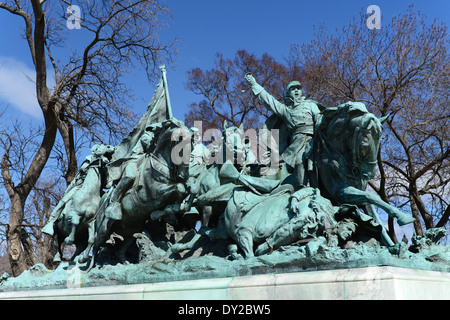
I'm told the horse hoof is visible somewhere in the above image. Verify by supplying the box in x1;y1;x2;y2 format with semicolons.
254;243;270;256
219;163;240;181
171;243;185;254
171;244;180;253
41;223;54;236
397;213;415;226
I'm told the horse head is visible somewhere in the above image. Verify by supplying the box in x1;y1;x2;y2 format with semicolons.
318;102;385;189
91;144;115;158
153;118;191;183
350;109;384;181
222;120;256;169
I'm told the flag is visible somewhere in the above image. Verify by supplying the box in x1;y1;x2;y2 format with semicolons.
111;65;173;161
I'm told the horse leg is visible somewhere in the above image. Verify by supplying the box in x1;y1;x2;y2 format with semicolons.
171;233;202;254
70;244;86;262
87;235;103;272
87;215;111;271
52;236;62;263
77;219;96;264
87;244;98;272
234;228;254;259
64;212;79;246
365;204;395;247
116;237;134;264
337;186;415;226
202;205;212;227
105;176;134;220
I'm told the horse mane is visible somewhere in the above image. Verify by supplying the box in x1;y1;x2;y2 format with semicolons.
317;101;382;189
154;119;189;154
319;102;369;133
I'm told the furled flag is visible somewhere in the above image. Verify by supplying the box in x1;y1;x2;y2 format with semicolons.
111;65;173;161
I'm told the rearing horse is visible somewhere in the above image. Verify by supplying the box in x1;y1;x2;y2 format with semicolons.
87;118;191;268
47;144;114;263
315;101;415;246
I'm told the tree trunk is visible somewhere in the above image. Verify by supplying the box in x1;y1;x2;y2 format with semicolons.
56;113;78;186
410;183;434;230
7;194;37;276
376;151;398;244
387;217;398;244
2;107;58;276
436;205;450;229
409;193;424;236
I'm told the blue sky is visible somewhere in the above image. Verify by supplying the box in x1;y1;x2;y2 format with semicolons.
149;0;450;120
0;0;449;122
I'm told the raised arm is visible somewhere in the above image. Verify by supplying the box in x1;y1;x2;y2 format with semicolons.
244;74;287;119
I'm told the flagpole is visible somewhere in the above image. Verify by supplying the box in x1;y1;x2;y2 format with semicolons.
159;65;173;119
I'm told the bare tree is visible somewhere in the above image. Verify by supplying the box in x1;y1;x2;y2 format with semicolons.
290;6;450;241
0;0;176;275
185;50;300;131
26;178;63;268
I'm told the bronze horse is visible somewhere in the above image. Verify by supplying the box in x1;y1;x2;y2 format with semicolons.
44;144;114;263
170;121;266;254
86;119;191;268
315;102;414;246
175;102;414;258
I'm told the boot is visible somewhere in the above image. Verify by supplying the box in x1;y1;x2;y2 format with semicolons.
42;201;67;235
41;221;55;236
219;162;280;194
219;161;240;181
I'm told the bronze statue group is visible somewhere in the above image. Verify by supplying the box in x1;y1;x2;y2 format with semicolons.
42;74;416;269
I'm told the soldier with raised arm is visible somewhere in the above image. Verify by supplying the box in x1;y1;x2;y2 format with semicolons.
244;74;322;189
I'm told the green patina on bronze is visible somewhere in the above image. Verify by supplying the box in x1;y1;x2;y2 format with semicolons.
1;69;448;291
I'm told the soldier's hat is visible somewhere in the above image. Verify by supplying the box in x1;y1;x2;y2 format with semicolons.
286;81;302;94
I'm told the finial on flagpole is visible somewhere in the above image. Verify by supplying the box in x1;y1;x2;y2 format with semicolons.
159;64;173;119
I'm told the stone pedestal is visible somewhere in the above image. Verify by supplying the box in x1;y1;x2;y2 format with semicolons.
0;266;449;300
